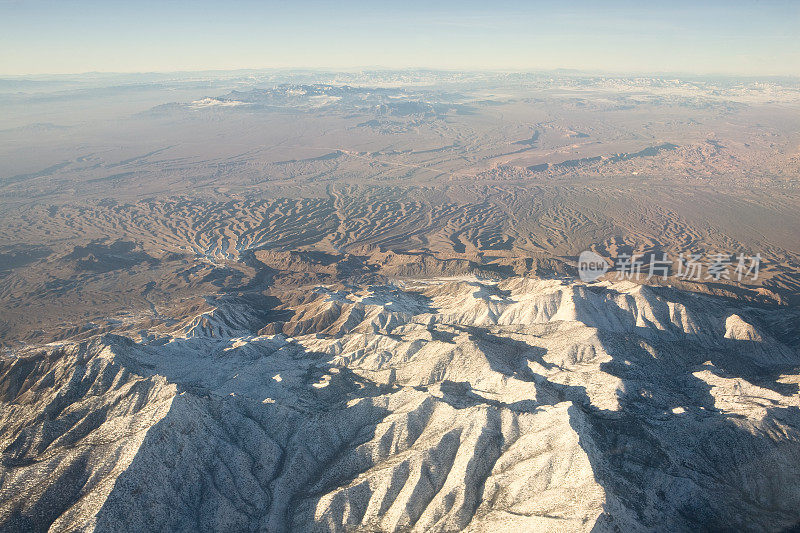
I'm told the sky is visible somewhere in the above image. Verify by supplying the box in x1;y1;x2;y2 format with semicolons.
1;0;798;76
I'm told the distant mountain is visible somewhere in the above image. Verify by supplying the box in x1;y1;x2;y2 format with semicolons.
143;84;474;118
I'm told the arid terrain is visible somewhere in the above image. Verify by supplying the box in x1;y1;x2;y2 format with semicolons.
1;70;799;531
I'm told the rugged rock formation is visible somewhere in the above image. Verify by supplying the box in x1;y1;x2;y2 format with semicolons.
1;277;799;531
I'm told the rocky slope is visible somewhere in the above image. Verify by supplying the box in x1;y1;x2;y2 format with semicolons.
1;277;799;532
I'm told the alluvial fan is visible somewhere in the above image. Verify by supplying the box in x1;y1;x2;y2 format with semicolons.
1;277;799;532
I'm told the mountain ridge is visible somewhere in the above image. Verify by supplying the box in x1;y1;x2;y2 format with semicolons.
1;276;798;531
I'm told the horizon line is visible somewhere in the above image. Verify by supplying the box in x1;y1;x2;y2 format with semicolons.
2;66;799;80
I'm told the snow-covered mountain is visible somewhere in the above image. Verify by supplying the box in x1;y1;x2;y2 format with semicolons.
1;277;799;531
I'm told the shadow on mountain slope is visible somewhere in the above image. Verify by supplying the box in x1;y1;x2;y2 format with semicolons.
567;286;800;531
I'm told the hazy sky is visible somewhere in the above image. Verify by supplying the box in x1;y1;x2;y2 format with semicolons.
1;0;798;76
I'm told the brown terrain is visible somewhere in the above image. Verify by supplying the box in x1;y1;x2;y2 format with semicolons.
1;71;800;532
1;73;799;347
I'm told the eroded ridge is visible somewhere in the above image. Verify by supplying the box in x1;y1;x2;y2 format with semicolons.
1;277;799;532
